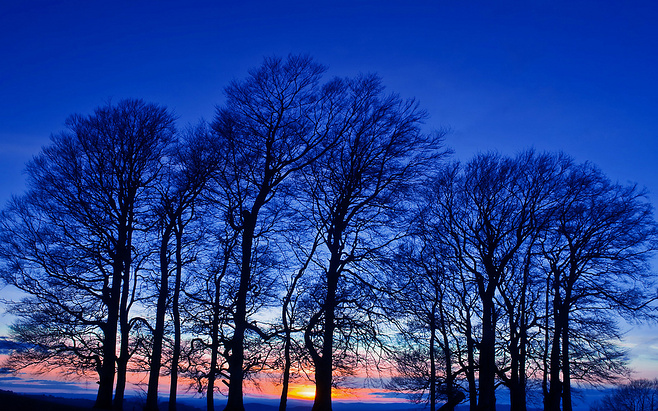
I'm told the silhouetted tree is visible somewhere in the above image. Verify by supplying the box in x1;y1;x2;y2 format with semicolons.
209;55;345;411
386;238;466;411
540;162;658;411
300;74;445;411
145;123;218;411
276;230;320;411
424;151;574;411
0;99;176;410
492;152;569;411
590;379;658;411
180;223;240;411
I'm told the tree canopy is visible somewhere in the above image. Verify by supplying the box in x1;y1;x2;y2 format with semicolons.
0;56;656;411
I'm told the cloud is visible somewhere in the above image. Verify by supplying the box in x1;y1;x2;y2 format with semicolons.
0;337;24;355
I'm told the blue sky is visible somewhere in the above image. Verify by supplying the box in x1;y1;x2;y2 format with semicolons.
1;0;657;381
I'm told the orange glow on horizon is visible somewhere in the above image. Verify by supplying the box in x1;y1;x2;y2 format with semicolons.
288;384;316;400
282;384;394;402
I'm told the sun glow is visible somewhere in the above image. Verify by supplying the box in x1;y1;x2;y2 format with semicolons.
289;385;316;400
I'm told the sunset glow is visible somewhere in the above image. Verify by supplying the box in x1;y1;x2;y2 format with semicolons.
1;3;658;411
288;384;316;400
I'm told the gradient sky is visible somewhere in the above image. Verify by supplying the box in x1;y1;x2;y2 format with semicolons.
1;0;657;382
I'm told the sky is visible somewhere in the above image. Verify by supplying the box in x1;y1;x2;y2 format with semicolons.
0;0;657;393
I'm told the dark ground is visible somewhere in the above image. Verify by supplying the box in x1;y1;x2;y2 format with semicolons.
0;389;94;410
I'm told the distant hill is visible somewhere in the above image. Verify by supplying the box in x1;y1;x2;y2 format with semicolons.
0;389;94;410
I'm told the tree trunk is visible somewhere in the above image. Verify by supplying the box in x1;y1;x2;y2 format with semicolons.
114;257;132;409
95;324;117;409
224;215;256;411
114;210;134;410
561;318;572;411
207;314;219;411
464;309;477;411
169;223;184;411
429;312;437;411
545;273;563;411
146;222;174;411
95;267;121;409
477;295;496;411
279;328;292;411
440;302;460;410
207;265;224;411
311;253;340;411
508;260;529;411
115;311;130;410
96;218;130;410
516;308;528;411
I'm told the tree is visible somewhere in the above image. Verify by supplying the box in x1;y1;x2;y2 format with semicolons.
492;152;569;411
276;229;321;411
386;238;467;411
424;151;573;411
145;123;218;411
300;74;445;411
0;99;176;410
180;223;240;411
209;54;345;411
540;162;658;411
590;379;658;411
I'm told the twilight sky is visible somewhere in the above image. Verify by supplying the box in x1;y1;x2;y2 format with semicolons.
1;0;657;378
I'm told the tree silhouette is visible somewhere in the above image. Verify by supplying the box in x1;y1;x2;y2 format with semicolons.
0;56;656;411
0;99;176;410
386;237;467;411
541;162;658;411
209;54;345;411
590;379;658;411
300;74;445;411
145;123;218;411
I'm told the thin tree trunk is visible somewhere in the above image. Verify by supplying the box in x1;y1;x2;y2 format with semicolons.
146;222;174;411
541;277;550;407
115;217;134;410
169;221;184;411
279;329;292;411
439;297;458;410
477;293;497;411
464;308;477;411
114;272;131;410
207;233;234;411
311;251;340;411
546;272;563;411
517;309;528;411
207;309;219;411
94;265;122;409
561;314;572;411
280;237;318;411
224;215;256;411
429;312;437;411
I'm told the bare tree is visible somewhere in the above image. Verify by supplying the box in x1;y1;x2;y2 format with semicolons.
0;99;176;410
386;238;467;411
145;123;218;411
180;223;240;411
540;162;658;411
425;151;571;411
590;379;658;411
300;74;445;411
276;229;320;411
209;55;346;411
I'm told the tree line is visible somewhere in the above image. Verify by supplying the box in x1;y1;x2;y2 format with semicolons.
0;55;656;411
